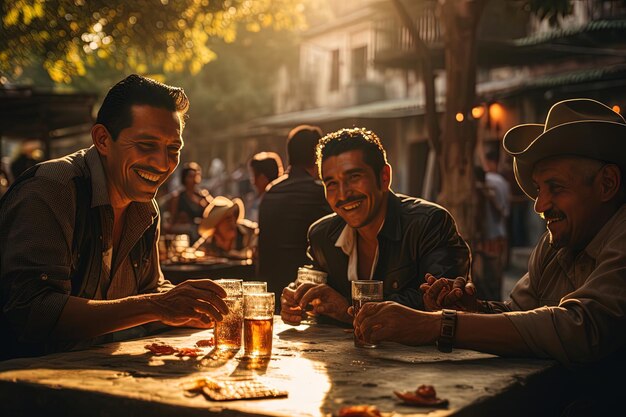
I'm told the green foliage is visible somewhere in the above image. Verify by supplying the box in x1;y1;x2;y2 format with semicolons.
1;0;307;83
171;27;299;135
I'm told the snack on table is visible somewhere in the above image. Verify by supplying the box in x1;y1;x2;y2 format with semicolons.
195;338;215;347
144;342;205;357
338;405;382;417
183;377;288;401
144;342;178;356
175;347;202;357
394;384;449;407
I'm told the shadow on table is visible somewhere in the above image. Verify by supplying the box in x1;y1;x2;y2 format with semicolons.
274;322;568;417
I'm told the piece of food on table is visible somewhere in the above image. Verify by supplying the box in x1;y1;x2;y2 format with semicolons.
338;404;382;417
394;384;449;407
195;338;215;347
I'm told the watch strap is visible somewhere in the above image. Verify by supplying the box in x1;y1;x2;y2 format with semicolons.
436;309;457;353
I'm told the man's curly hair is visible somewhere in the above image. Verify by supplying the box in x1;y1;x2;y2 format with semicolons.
316;128;388;186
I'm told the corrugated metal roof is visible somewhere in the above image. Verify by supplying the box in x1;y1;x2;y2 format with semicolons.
514;19;626;46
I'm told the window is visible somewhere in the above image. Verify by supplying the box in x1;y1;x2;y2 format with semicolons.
351;46;367;81
329;49;340;91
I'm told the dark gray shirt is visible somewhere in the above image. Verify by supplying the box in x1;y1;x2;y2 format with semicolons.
0;146;168;356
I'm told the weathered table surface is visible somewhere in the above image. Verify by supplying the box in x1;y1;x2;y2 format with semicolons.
0;317;561;417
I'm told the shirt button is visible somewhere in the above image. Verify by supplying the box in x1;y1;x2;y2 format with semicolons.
40;273;48;281
392;281;399;289
133;262;138;268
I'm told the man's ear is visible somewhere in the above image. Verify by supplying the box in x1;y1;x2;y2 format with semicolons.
598;164;621;202
92;124;112;155
380;163;392;191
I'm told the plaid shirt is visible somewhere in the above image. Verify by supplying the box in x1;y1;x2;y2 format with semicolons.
0;146;169;355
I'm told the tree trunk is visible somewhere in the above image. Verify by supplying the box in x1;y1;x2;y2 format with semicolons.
436;0;486;242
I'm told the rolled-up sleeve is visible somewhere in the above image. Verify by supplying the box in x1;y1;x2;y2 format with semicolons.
505;227;626;365
0;178;76;343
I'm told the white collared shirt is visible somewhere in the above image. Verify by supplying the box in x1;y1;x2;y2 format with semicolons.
334;221;384;281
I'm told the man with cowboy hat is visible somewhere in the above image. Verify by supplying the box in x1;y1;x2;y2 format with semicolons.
198;196;258;260
352;98;626;366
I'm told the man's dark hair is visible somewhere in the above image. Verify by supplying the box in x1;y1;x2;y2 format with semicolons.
249;152;284;182
95;74;190;140
316;128;388;185
286;125;323;167
180;161;201;183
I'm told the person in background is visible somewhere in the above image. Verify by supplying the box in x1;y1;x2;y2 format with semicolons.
473;148;510;300
247;152;283;222
281;127;470;325
199;196;258;261
164;161;212;242
257;125;332;311
0;74;227;360
10;141;43;180
353;98;626;368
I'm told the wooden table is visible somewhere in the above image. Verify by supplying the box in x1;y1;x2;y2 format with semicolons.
0;318;566;417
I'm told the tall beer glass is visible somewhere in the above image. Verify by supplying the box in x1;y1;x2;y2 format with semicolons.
243;281;268;294
351;280;383;348
214;279;243;352
243;292;275;358
296;267;328;324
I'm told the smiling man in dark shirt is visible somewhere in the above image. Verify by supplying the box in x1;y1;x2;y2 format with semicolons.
0;75;227;359
280;128;470;325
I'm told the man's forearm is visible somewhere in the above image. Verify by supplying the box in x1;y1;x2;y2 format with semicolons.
454;312;533;357
52;294;159;341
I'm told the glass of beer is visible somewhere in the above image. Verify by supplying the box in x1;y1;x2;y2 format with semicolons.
296;267;328;324
243;292;275;358
214;279;243;352
351;280;383;348
243;281;268;294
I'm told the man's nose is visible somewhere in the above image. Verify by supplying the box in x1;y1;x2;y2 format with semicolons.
338;180;352;200
153;146;170;171
534;189;550;215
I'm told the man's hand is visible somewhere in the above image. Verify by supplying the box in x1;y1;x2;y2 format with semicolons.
149;279;229;328
298;283;351;323
353;301;439;346
280;284;304;325
280;282;351;325
420;273;481;312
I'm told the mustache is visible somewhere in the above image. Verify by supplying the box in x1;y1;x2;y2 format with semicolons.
336;196;364;209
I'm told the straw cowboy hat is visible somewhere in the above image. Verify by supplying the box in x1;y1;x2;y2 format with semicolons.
502;98;626;199
198;196;245;238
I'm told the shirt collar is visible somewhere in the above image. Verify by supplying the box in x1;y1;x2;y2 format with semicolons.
85;146;110;208
583;203;626;259
335;223;355;256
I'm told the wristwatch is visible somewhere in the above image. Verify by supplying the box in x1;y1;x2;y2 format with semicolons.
436;309;457;353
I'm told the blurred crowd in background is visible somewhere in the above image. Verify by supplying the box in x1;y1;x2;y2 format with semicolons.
0;127;539;304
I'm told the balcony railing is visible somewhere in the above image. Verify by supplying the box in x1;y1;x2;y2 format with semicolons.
374;0;442;59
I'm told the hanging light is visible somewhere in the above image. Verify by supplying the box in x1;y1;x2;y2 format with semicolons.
471;105;485;119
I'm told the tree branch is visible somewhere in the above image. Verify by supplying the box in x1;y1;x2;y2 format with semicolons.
390;0;441;154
